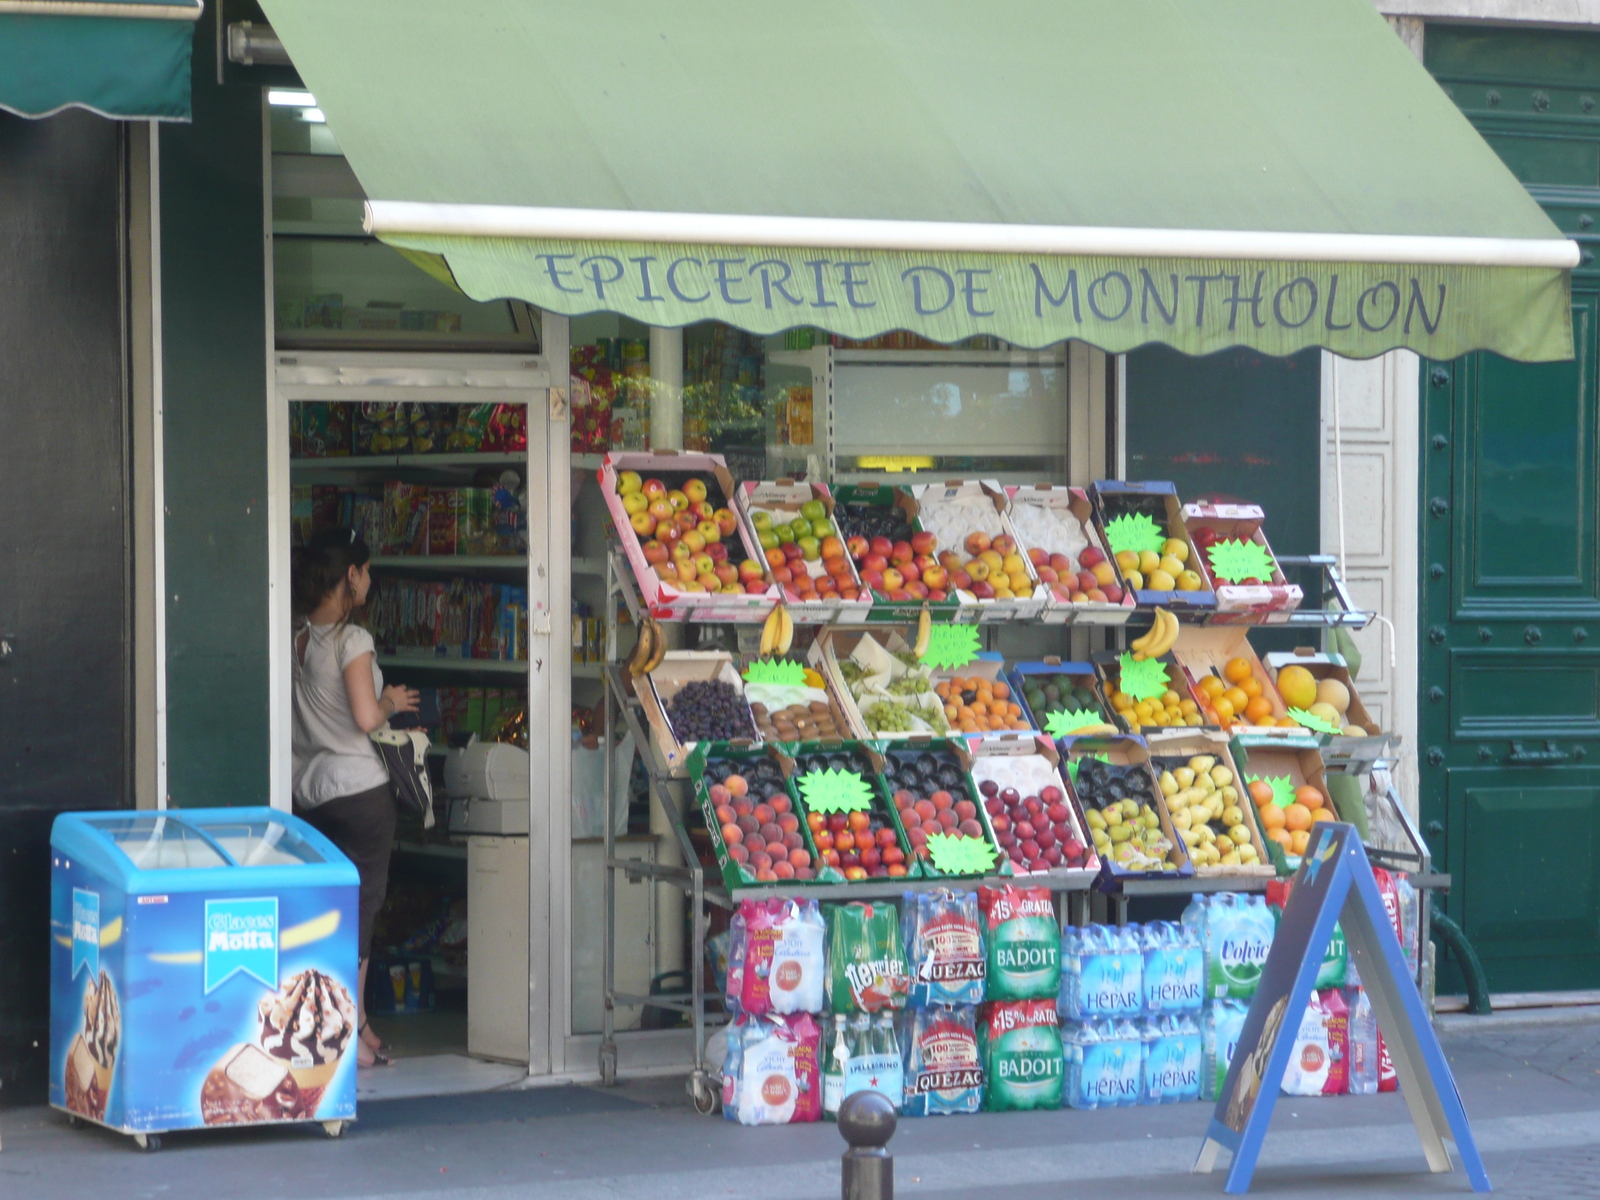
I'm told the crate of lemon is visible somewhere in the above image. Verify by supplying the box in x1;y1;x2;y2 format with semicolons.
1145;731;1274;877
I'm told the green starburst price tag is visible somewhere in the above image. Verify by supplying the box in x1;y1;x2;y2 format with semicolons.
1117;652;1170;702
1287;707;1343;734
1045;708;1107;738
1206;539;1276;584
743;659;808;686
925;831;998;875
1248;774;1297;809
1066;751;1110;784
920;624;982;671
796;768;875;814
1103;513;1167;557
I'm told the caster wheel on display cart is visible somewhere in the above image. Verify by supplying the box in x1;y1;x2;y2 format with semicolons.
687;1072;719;1116
133;1133;162;1153
321;1120;347;1139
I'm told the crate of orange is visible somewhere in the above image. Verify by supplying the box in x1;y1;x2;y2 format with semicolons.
1171;625;1304;736
933;665;1035;736
1229;735;1335;864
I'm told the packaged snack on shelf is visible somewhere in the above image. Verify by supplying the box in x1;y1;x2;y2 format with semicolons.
969;734;1096;878
1006;485;1135;625
1058;735;1191;879
1007;660;1116;739
811;628;949;741
600;450;778;622
789;741;918;882
484;403;528;452
902;889;985;1007
382;483;429;556
903;1004;983;1116
979;884;1060;1001
911;480;1045;622
1231;735;1334;862
1089;480;1215;614
1170;625;1299;736
1059;924;1142;1020
1181;892;1276;1001
445;403;495;453
1143;729;1273;876
736;898;826;1016
1263;648;1383;740
1093;649;1204;736
735;480;869;622
1280;989;1348;1096
825;901;910;1013
1140;1013;1202;1104
290;484;312;548
428;488;461;556
687;742;839;889
1064;1018;1142;1109
1201;998;1250;1101
1182;502;1302;622
980;1000;1064;1111
878;739;1007;879
830;483;962;624
298;401;349;458
720;1013;821;1125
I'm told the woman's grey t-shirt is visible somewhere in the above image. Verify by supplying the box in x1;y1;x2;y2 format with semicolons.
292;622;387;807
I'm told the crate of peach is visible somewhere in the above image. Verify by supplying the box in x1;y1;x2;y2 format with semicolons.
1231;735;1335;864
933;673;1034;735
687;742;843;888
910;480;1046;622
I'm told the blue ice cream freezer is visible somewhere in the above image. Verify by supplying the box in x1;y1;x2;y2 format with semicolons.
51;808;361;1147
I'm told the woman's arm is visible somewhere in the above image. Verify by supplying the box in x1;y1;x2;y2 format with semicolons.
342;652;418;733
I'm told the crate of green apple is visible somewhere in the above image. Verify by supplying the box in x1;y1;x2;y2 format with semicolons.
735;480;869;617
830;483;964;623
968;736;1097;876
878;740;1009;877
789;743;921;881
600;451;778;621
689;742;842;887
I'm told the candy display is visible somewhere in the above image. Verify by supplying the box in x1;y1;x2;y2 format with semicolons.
825;902;910;1013
980;1000;1064;1111
792;744;914;881
902;1005;983;1116
902;889;985;1007
979;885;1060;1001
367;579;528;662
972;750;1090;875
721;1013;821;1125
881;744;995;874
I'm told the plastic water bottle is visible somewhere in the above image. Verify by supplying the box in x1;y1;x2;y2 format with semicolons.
1201;998;1249;1101
1111;1019;1144;1106
1347;988;1379;1095
1397;875;1420;978
1058;925;1080;1020
1173;921;1204;1013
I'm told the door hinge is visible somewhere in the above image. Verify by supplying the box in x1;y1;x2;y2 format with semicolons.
1505;740;1569;766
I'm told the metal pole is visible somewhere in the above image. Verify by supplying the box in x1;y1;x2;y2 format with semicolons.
838;1091;896;1200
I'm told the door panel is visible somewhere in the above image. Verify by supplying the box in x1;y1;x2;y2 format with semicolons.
1450;650;1600;741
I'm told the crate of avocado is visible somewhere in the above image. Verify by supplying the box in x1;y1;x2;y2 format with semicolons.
689;742;843;888
1057;734;1192;881
787;741;921;882
876;739;1010;879
1008;660;1119;739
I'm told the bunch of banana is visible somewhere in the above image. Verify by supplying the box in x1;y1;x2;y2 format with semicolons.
758;605;794;657
626;617;667;677
1129;606;1178;662
912;604;932;659
1058;720;1121;737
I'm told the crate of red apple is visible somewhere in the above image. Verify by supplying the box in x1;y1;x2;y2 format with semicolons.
1181;502;1302;623
831;482;965;624
1005;484;1135;626
912;481;1046;621
600;451;778;621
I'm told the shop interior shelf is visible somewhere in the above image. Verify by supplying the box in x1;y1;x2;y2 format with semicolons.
370;555;527;571
290;451;528;471
376;656;526;675
572;662;604;679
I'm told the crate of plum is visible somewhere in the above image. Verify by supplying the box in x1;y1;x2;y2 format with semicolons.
1057;735;1192;880
638;652;760;777
1182;502;1301;623
1144;729;1273;877
877;740;1009;879
967;734;1098;880
811;628;951;741
830;483;963;624
1088;481;1216;615
1007;661;1118;739
911;479;1046;622
688;743;841;888
1004;485;1135;626
735;480;870;623
600;450;779;622
786;741;920;881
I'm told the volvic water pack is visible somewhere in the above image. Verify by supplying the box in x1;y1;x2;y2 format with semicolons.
1139;1014;1201;1104
903;1005;983;1116
979;886;1060;1002
979;1000;1063;1111
1058;924;1142;1020
1140;921;1203;1014
1201;998;1249;1101
1064;1018;1142;1109
902;890;985;1008
1182;892;1275;1000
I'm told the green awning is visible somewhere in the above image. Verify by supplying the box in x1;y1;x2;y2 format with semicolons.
0;0;199;121
261;0;1576;361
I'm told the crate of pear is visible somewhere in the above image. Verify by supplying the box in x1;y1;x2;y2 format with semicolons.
1151;751;1271;876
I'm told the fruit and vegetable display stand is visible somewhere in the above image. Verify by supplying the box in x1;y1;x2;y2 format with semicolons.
589;455;1447;1113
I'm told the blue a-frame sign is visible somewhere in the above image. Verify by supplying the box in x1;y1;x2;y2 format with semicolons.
1193;824;1489;1194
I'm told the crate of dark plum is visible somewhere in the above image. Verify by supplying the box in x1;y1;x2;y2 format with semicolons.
830;483;964;624
1057;735;1193;881
786;741;922;882
875;739;1011;879
688;743;843;888
639;652;761;777
1007;661;1117;738
967;734;1098;880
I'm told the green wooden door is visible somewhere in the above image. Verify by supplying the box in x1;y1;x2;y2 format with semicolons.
1424;27;1600;991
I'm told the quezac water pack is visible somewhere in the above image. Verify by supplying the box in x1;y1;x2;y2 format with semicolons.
903;1005;983;1116
979;885;1060;1002
979;1000;1063;1111
902;890;985;1007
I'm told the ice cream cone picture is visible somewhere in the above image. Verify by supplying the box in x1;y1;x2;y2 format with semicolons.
64;971;119;1121
201;1044;305;1125
256;969;356;1117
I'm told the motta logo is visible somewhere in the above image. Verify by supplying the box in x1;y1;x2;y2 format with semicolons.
71;888;100;981
204;897;279;993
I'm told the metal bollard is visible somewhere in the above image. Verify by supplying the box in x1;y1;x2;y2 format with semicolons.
838;1090;896;1200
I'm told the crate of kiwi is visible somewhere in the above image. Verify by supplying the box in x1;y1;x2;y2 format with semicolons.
688;742;844;889
875;739;1011;879
744;668;851;745
787;741;922;882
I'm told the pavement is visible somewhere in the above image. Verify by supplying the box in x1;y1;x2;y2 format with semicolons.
6;1012;1600;1200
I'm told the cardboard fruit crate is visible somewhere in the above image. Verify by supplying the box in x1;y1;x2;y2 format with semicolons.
1262;648;1382;742
1088;481;1216;615
830;483;964;624
911;480;1046;622
874;736;1012;879
1007;660;1116;737
965;733;1098;883
1055;733;1193;881
686;741;842;889
931;655;1036;737
599;450;779;622
808;627;952;743
1170;624;1304;738
1005;484;1135;626
786;739;923;882
1142;728;1274;878
1091;649;1203;735
734;479;871;624
1229;733;1333;864
1181;502;1302;624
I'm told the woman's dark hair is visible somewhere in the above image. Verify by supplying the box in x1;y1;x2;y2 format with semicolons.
292;527;371;621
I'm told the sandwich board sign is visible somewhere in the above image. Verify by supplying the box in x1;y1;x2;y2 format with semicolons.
1193;823;1488;1194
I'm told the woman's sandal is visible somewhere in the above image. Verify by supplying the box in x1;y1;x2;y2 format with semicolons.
358;1019;392;1067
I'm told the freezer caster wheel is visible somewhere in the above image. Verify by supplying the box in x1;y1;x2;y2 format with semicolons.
599;1042;618;1087
66;1115;83;1129
321;1120;347;1139
133;1133;162;1152
687;1072;719;1116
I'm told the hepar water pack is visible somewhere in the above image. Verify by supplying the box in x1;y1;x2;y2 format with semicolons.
721;1013;821;1125
1182;892;1274;1001
1065;1018;1142;1109
1141;921;1203;1014
979;1000;1063;1111
1059;924;1142;1019
1140;1013;1201;1104
903;1005;983;1116
979;886;1060;1002
903;890;985;1008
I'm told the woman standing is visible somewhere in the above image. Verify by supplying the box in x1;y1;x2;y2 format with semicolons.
292;528;419;1068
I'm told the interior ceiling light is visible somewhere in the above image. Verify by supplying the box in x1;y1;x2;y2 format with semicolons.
267;89;315;107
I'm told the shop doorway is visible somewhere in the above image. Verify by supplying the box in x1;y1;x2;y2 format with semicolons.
272;352;558;1092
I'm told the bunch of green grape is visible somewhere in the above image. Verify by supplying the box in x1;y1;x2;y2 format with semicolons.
863;700;918;732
